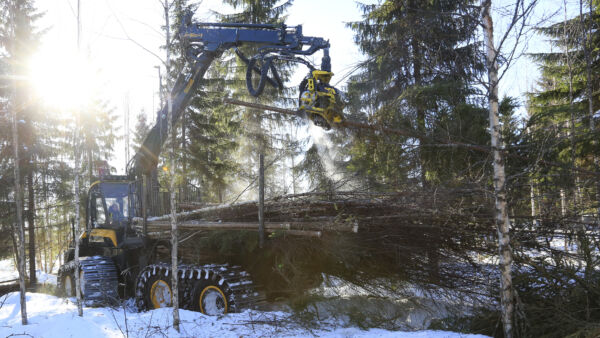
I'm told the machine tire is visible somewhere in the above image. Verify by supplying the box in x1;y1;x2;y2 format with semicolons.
136;265;174;310
136;263;259;314
62;271;76;297
57;261;77;297
57;256;118;304
189;278;231;315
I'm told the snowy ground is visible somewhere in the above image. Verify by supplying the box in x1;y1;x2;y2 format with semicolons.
0;258;489;337
0;258;56;286
0;292;489;338
0;258;18;281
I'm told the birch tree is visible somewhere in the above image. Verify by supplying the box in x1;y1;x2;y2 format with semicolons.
480;0;539;336
164;0;180;331
9;31;28;328
481;2;513;336
73;0;83;317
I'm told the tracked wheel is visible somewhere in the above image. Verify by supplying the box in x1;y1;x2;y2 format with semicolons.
188;271;232;315
135;263;260;315
58;268;76;297
135;263;175;310
56;256;119;304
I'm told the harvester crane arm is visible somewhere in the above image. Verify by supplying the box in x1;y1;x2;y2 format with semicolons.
129;11;342;177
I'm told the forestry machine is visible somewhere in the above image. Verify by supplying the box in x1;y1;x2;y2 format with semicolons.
57;11;344;315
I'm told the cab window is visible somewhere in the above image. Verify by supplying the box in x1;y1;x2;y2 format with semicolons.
99;182;131;223
106;196;128;220
95;197;106;226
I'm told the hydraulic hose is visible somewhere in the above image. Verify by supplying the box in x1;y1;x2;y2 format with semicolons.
246;57;283;97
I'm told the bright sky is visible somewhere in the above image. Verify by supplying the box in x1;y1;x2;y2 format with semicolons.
32;0;579;174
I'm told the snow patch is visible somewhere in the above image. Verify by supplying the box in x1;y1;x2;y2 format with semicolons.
0;258;57;286
0;292;489;337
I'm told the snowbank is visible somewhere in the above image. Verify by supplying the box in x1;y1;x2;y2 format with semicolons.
0;292;489;338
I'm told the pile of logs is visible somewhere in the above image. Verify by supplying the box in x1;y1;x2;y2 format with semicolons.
134;189;495;240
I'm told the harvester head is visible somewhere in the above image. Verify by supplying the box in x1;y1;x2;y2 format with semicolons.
299;70;344;130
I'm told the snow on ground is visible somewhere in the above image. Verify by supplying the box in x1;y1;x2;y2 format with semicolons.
0;258;57;286
0;258;489;336
0;258;19;282
0;293;489;338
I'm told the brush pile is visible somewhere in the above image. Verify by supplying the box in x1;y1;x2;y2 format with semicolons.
132;188;499;294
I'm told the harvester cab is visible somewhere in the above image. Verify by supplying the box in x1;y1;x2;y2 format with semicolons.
81;176;141;250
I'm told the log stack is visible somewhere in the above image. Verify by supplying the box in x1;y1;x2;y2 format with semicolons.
133;189;495;240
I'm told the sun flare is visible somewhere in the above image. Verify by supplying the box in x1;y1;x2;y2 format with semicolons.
28;51;96;112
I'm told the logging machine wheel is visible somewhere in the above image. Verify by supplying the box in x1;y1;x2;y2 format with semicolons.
62;272;75;297
57;256;119;304
136;263;260;315
191;281;229;315
146;271;173;309
57;260;78;297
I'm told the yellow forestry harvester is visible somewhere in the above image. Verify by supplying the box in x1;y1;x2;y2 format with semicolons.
57;11;344;315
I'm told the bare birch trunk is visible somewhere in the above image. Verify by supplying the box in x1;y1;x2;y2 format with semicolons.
530;183;538;228
481;1;513;336
74;0;83;317
165;0;180;331
560;189;567;217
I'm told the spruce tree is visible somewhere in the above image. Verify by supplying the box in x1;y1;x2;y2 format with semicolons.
528;3;600;214
133;109;151;153
0;0;44;286
217;0;294;199
346;0;486;189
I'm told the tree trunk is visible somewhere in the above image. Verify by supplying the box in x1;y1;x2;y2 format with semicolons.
481;1;514;336
88;148;93;184
411;32;426;187
258;154;265;248
74;113;83;317
563;1;581;220
182;113;187;198
165;0;180;331
530;182;539;228
8;0;28;324
43;171;50;273
11;61;28;327
74;0;84;317
27;171;36;285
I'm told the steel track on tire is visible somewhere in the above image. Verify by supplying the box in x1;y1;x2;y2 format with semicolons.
58;256;119;304
135;263;260;312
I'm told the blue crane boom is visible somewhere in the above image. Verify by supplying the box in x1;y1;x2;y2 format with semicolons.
130;11;342;177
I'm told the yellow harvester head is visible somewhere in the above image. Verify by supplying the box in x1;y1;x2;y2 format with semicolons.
299;70;344;130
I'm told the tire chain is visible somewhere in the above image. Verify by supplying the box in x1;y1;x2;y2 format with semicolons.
135;262;260;313
57;256;119;304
